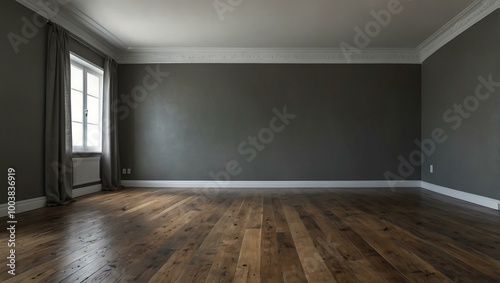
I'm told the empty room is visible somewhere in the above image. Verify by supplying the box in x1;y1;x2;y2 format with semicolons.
1;0;500;282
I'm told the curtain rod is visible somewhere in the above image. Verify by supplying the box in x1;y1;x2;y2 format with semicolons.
45;20;114;61
70;33;113;61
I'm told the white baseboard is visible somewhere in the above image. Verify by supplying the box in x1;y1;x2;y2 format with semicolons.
73;184;102;198
0;184;103;217
0;197;47;217
421;181;500;211
121;180;421;189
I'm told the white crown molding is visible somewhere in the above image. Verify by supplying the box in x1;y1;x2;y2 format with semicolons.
15;0;125;61
418;0;500;62
14;0;500;64
121;180;421;188
121;48;420;64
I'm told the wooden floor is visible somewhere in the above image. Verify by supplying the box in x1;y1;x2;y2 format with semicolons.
1;188;499;282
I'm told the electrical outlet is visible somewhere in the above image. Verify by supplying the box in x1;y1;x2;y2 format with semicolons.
430;165;433;173
127;168;131;174
122;168;126;174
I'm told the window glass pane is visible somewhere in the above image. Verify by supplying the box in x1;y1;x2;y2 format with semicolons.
70;55;103;152
72;122;83;147
71;90;83;123
87;124;100;148
87;95;100;124
71;65;83;91
87;72;100;97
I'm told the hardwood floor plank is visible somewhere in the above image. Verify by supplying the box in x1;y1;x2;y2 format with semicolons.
280;196;337;282
60;193;217;282
0;188;499;283
175;192;245;282
272;194;307;282
174;249;218;283
293;203;387;283
319;206;409;283
343;190;500;280
365;189;500;260
197;193;246;251
338;196;499;282
247;193;264;229
260;195;282;283
148;195;236;282
204;193;257;283
326;196;453;283
297;191;408;283
234;229;262;283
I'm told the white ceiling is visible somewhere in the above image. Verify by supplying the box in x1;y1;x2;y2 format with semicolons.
67;0;474;49
15;0;500;63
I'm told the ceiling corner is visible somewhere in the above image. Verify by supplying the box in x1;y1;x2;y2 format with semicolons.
15;0;128;61
417;0;500;62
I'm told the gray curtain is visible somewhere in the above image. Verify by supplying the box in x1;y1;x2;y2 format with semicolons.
45;23;74;206
101;58;123;191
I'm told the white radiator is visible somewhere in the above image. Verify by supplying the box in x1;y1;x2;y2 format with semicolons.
73;157;101;186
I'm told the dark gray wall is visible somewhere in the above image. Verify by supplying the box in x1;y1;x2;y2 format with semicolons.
0;1;104;203
422;10;500;199
1;1;47;203
118;64;421;181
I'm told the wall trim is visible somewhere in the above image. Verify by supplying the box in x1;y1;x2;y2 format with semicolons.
121;180;421;188
121;48;421;64
0;184;103;217
418;0;500;62
73;184;102;198
421;181;500;211
0;197;46;217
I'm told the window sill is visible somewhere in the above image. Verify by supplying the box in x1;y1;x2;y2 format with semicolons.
72;152;102;158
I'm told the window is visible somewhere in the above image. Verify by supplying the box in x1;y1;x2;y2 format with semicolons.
70;54;103;152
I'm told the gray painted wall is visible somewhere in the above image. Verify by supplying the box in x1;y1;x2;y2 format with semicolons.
422;10;500;199
118;64;421;181
1;1;47;203
0;1;104;203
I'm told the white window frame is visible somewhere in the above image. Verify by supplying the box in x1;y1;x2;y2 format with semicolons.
70;53;104;153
